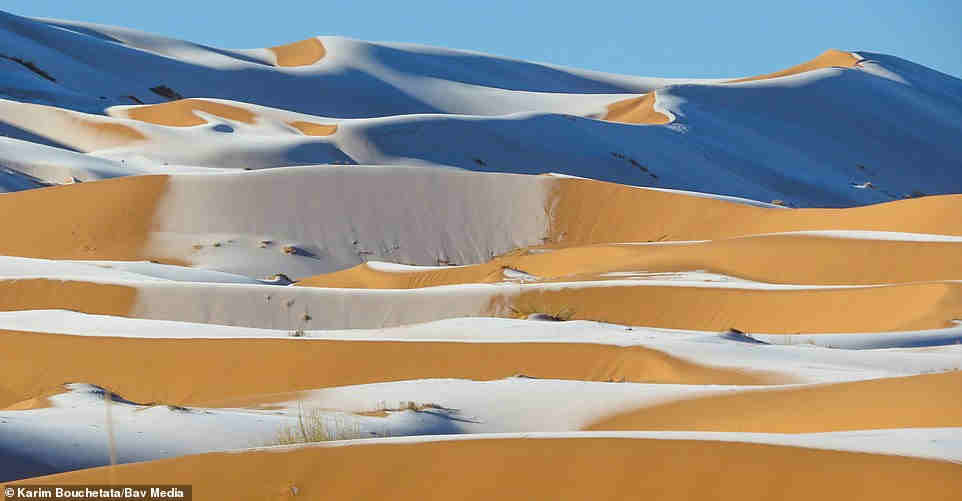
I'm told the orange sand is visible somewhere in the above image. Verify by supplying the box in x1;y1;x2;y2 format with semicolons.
299;234;962;288
18;437;962;501
729;49;859;83
587;371;962;432
504;281;962;333
288;121;338;136
0;176;173;262
269;38;326;67
122;99;257;127
603;92;672;124
0;329;776;409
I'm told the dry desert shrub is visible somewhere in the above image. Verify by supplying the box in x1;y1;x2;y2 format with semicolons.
271;403;361;445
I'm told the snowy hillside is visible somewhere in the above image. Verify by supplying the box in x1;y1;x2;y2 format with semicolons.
1;9;961;499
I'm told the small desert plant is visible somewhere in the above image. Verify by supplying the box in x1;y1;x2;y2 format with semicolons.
271;403;361;445
508;301;575;321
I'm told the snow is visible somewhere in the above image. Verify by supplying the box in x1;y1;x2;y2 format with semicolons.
4;381;960;481
1;8;961;485
1;10;960;205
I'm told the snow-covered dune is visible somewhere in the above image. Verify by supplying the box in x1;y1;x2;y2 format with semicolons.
2;8;961;492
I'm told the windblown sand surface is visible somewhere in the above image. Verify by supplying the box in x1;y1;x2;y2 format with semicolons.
2;16;962;490
269;37;326;67
546;177;962;244
121;99;257;126
300;234;962;287
507;282;962;332
288;121;338;136
0;100;146;150
0;280;136;317
603;92;672;124
728;49;860;83
0;176;169;261
0;330;773;409
586;371;962;432
19;437;962;501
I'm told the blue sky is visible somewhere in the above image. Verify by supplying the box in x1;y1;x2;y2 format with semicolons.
5;0;961;78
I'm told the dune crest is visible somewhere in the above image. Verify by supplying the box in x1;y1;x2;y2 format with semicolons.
288;121;338;136
0;331;775;409
602;92;672;124
0;100;146;150
507;281;962;333
269;37;326;67
118;99;258;127
0;175;172;261
585;371;962;433
728;49;860;83
19;437;962;501
545;177;962;244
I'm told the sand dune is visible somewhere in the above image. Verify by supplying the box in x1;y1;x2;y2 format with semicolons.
728;49;860;83
288;121;338;136
546;177;962;244
269;37;326;67
2;11;962;489
118;99;258;127
6;273;962;333
0;100;146;151
587;371;962;433
507;281;962;333
0;280;135;318
0;329;774;409
299;233;962;288
18;436;962;501
0;176;170;262
8;170;962;277
603;92;672;124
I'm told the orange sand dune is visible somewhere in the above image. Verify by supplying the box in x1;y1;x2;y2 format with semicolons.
0;279;136;317
602;92;672;124
58;109;147;146
269;37;326;67
121;98;257;127
0;330;774;409
297;260;507;288
728;49;860;83
6;174;962;267
0;101;146;150
505;281;962;333
299;234;962;288
288;121;338;136
587;371;962;433
0;175;173;262
19;437;962;500
546;177;962;244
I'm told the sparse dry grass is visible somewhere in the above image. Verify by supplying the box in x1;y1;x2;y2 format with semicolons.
270;403;361;445
508;301;575;321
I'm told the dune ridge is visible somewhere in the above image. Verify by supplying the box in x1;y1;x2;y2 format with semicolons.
728;49;860;83
298;234;962;288
546;177;962;244
269;37;326;67
0;329;775;409
17;437;962;501
288;121;338;136
506;281;962;333
2;13;962;487
603;92;672;124
586;371;962;433
117;98;258;127
0;100;147;150
0;175;172;262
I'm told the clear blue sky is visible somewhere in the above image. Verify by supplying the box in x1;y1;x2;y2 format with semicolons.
5;0;961;78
